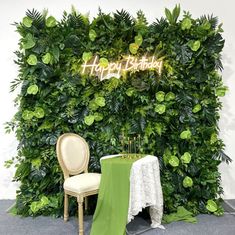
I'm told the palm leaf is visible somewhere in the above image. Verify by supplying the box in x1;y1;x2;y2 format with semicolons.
113;9;133;26
26;8;45;27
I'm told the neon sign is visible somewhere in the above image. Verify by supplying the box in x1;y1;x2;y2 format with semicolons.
81;55;163;80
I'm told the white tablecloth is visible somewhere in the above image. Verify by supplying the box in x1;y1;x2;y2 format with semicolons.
100;154;164;229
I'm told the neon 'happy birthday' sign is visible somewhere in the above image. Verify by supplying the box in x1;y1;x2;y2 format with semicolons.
81;55;163;80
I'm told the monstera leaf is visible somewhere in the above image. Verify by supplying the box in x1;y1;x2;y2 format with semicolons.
46;16;57;27
183;176;193;188
206;200;218;212
84;115;95;126
23;16;33;28
22;33;35;49
156;91;165;102
82;52;93;62
27;54;38;65
89;29;97;41
27;84;39;95
181;152;191;164
129;43;139;54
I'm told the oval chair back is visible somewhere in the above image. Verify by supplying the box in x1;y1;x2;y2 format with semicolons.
56;133;89;179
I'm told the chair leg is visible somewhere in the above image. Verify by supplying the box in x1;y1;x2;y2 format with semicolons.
85;197;88;211
64;193;69;222
78;197;84;235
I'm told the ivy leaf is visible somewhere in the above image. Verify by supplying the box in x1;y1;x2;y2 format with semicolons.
22;110;34;120
99;58;109;68
169;155;179;167
183;176;193;188
129;43;139;54
188;40;201;51
34;107;45;119
89;29;97;41
181;152;192;164
155;104;166;114
156;91;165;102
23;16;33;28
84;115;95;126
42;53;52;64
192;104;202;113
82;52;93;62
22;33;35;49
134;34;143;46
206;200;218;212
46;16;57;27
181;18;192;30
27;54;38;65
180;130;192;139
27;84;39;95
95;97;106;107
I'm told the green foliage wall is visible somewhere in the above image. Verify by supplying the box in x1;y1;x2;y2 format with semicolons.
7;5;230;216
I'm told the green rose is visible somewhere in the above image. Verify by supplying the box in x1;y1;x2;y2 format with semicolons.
188;40;201;51
134;34;143;46
89;100;99;111
23;16;33;28
192;104;202;113
95;97;106;107
206;199;218;212
156;91;165;102
180;130;191;139
169;155;179;167
181;18;192;30
89;29;97;41
42;53;52;64
84;115;95;126
94;112;103;121
22;110;34;120
27;54;38;65
129;43;139;54
155;104;166;114
27;84;39;95
46;16;57;27
183;176;193;188
165;92;176;101
181;152;191;164
34;107;45;119
82;52;93;62
99;58;109;68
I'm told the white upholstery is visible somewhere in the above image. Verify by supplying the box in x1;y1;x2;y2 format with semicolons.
60;135;87;173
64;173;101;194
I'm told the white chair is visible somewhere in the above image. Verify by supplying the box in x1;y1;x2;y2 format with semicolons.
56;133;101;235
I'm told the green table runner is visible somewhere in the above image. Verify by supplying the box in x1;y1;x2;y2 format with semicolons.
90;156;138;235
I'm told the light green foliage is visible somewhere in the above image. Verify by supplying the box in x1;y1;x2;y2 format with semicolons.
206;199;218;212
8;6;228;217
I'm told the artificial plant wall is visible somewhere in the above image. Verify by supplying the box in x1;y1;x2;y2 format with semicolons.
6;5;230;216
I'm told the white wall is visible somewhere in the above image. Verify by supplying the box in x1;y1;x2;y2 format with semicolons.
0;0;235;199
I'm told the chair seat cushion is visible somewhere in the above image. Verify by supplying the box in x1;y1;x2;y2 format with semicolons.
64;173;101;194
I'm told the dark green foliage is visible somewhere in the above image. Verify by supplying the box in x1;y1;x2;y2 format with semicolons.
7;6;228;217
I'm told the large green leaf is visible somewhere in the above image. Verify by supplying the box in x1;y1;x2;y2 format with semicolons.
27;84;39;95
206;200;218;212
22;16;33;28
183;176;193;188
22;33;35;49
27;54;37;65
46;16;57;27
